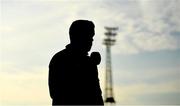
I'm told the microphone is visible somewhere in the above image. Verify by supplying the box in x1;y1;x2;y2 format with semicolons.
90;52;101;65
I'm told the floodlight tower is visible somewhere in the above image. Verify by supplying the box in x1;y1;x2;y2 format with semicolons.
103;27;118;104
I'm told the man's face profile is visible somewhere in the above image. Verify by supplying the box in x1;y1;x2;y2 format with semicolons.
76;28;94;53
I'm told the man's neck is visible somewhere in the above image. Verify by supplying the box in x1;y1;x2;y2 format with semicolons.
66;44;88;56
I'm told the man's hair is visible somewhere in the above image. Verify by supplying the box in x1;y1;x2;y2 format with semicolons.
69;20;95;41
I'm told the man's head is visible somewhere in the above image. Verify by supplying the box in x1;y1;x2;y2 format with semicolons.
69;20;95;53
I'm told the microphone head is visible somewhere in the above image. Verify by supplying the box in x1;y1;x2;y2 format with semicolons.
90;52;101;65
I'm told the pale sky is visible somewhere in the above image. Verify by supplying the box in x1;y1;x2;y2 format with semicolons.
0;0;180;105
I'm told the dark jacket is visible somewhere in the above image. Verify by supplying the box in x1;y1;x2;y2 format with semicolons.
48;44;104;105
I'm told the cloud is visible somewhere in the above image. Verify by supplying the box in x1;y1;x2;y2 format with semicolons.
132;32;178;51
0;68;51;105
114;81;180;104
110;0;180;55
112;66;180;104
2;0;179;57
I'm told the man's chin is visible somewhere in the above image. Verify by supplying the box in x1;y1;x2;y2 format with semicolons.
82;49;91;54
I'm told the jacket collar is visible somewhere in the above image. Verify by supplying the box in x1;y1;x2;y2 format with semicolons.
65;44;88;56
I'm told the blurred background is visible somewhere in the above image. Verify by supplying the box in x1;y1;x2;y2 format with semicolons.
0;0;180;105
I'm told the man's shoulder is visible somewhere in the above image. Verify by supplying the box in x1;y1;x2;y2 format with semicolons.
49;49;68;65
52;49;68;60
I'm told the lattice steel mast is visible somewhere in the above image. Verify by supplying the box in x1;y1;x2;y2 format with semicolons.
103;27;118;103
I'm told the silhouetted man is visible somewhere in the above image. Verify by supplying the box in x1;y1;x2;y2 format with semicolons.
48;20;104;105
